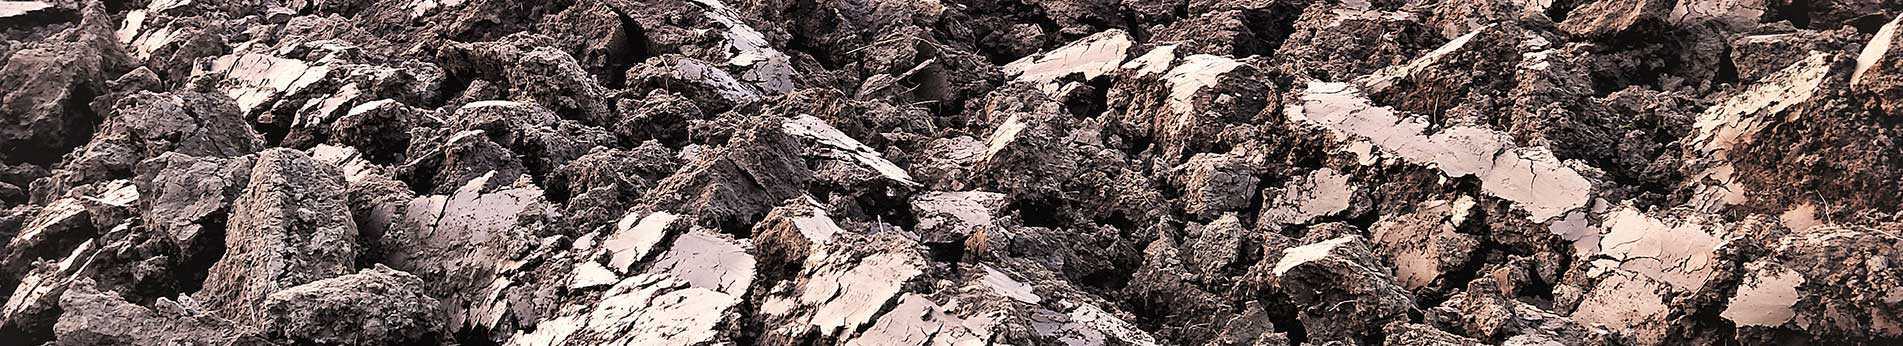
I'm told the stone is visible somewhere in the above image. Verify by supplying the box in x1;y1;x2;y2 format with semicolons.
603;210;678;272
1436;283;1608;343
5;0;1903;344
196;149;357;325
1556;0;1672;38
52;279;257;345
1721;260;1803;328
1274;4;1442;80
1857;15;1903;116
1590;206;1722;291
844;294;991;345
1385;322;1486;345
1764;226;1903;339
260;265;444;345
131;153;254;285
1733;31;1854;84
1259;167;1354;228
909;191;1007;245
1;196;98;292
1291;81;1592;221
329;99;421;163
512;273;742;346
759;235;928;342
644;230;755;295
1272;236;1417;343
643;118;812;233
32;92;259;202
1370;199;1481;290
1150;54;1267;161
381;171;546;332
1184;213;1250;277
1669;0;1766;29
512;227;758;346
0;42;112;164
692;0;795;95
508;48;613;125
1425;0;1549;38
96;91;261;158
0;2;68;29
1;238;95;338
1570;271;1674;344
196;54;331;115
631;57;764;108
568;261;617;290
749;199;841;282
1684;52;1835;210
443;101;615;184
1173;154;1259;219
1002;29;1133;90
428;129;530;194
781;114;918;187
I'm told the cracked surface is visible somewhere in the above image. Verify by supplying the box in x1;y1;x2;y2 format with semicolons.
4;0;1903;345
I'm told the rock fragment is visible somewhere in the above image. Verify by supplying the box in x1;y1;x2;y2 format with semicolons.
1669;0;1766;29
1259;167;1354;228
603;210;678;272
1685;52;1836;210
1564;206;1728;344
1275;4;1442;79
196;149;356;325
1003;29;1133;89
759;235;927;343
1591;207;1721;290
1272;236;1416;343
422;130;518;189
1;238;95;339
631;57;763;108
507;47;613;125
1570;271;1675;344
749;199;840;281
644;230;754;294
7;0;1903;344
195;54;330;116
643;118;812;233
380;171;545;332
1173;154;1260;219
260;265;443;345
1733;31;1854;83
1385;322;1486;345
0;40;114;164
2;196;100;289
1556;0;1672;38
1761;226;1903;339
909;191;1007;245
442;101;615;185
513;273;742;346
513;228;756;346
0;1;69;29
1292;81;1592;221
1857;15;1903;116
53;279;256;345
1721;260;1803;328
31;91;258;203
781;114;918;187
1370;198;1480;291
844;294;990;345
691;0;795;95
1435;280;1609;343
329;99;422;163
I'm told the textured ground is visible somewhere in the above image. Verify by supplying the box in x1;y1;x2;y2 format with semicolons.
1;0;1901;344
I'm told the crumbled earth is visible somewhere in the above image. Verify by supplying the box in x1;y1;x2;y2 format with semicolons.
3;0;1903;345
